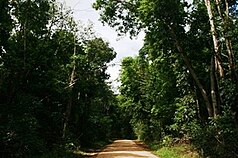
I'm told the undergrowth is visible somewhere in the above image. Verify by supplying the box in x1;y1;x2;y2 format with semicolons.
148;140;199;158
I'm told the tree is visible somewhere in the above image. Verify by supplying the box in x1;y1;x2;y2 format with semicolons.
93;0;238;119
119;50;178;141
94;0;238;157
0;0;118;156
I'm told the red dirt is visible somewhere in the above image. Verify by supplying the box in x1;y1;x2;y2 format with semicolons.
93;139;159;158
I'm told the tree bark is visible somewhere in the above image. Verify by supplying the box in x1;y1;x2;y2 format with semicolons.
194;86;202;120
215;0;238;82
204;0;224;77
166;24;213;117
210;55;220;118
179;45;213;117
62;36;77;139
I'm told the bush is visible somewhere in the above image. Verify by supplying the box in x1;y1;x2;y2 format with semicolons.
189;112;238;158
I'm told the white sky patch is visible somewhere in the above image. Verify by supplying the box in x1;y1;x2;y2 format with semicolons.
57;0;145;92
57;0;193;92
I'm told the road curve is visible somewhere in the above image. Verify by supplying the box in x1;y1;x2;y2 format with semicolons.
94;139;159;158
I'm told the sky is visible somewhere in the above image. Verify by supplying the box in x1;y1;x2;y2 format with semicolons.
58;0;145;90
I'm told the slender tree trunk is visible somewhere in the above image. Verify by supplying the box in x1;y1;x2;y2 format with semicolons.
204;0;224;77
215;0;238;82
222;0;238;128
226;39;238;81
224;0;236;80
194;86;202;120
210;55;220;117
62;36;77;139
166;24;213;117
179;46;213;117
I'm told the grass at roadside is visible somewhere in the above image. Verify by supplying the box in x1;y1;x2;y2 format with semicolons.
150;143;200;158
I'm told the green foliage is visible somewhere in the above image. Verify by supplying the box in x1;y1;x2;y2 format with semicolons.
0;0;13;54
1;0;238;157
155;144;199;158
119;52;178;142
171;95;197;138
189;112;238;158
94;0;238;158
0;0;119;157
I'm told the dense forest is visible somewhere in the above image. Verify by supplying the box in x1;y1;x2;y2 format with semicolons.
1;0;238;158
0;0;120;157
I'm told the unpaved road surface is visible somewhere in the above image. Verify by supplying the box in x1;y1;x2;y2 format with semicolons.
93;139;159;158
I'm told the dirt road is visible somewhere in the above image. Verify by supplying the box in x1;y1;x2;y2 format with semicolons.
93;139;159;158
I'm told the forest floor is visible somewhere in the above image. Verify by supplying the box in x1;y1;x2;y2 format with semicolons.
89;139;159;158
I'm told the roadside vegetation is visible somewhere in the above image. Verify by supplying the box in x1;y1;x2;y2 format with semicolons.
94;0;238;158
148;140;199;158
1;0;238;157
155;144;199;158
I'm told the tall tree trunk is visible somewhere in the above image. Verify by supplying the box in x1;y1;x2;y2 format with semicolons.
179;45;213;117
166;24;213;117
210;55;220;118
62;36;77;139
204;0;224;77
194;86;202;120
215;0;238;82
224;0;237;81
225;38;238;81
